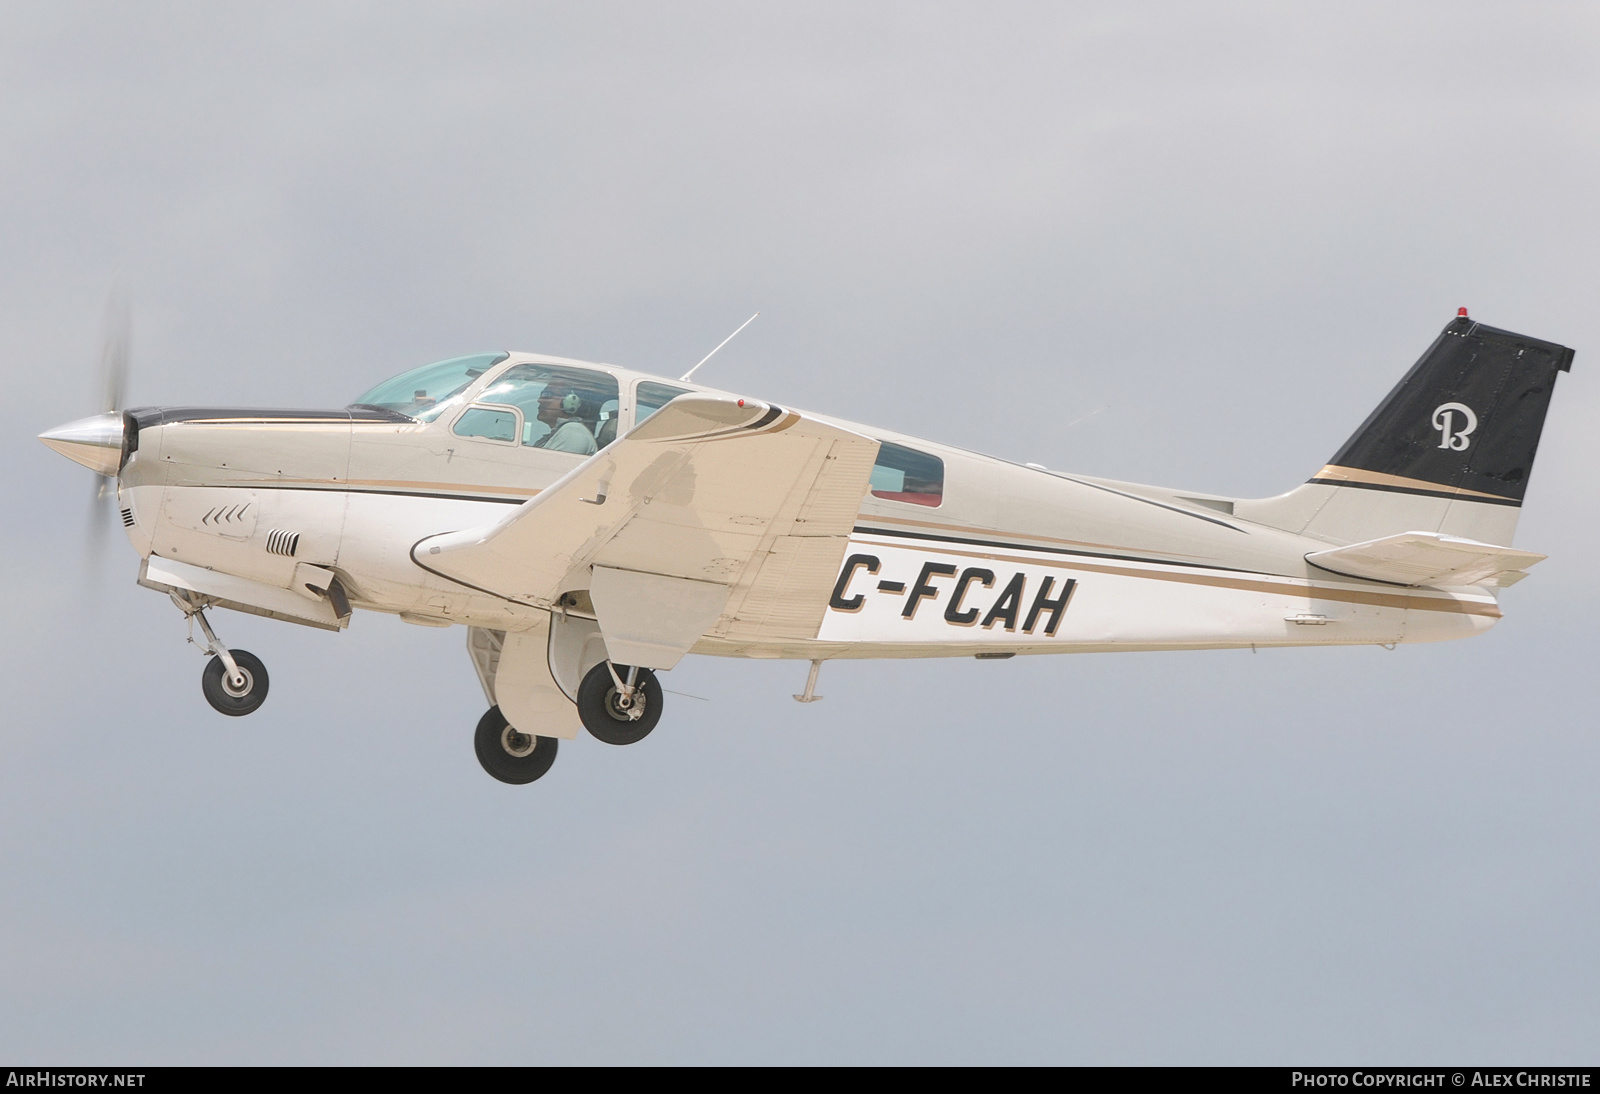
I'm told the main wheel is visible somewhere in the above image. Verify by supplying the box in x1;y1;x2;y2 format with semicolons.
576;662;662;745
201;650;269;716
474;706;559;784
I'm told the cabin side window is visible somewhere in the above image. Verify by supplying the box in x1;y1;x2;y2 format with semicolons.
452;405;520;443
870;442;944;507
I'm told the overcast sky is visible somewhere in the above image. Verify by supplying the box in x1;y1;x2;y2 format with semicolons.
3;2;1599;1064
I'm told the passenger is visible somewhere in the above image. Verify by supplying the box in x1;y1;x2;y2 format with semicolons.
534;387;598;455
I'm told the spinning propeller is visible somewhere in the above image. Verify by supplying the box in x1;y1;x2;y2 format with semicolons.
38;292;134;562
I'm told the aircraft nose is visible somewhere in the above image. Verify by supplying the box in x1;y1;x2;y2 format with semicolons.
39;412;126;476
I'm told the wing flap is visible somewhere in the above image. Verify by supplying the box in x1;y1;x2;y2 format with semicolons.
1306;531;1546;588
590;566;731;669
717;535;852;641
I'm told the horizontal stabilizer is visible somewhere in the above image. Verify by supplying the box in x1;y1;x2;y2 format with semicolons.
1305;531;1545;588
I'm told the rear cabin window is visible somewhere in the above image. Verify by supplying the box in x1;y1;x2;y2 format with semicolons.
870;442;944;507
635;381;692;425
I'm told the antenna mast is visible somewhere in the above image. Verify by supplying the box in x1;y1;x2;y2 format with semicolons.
680;312;759;382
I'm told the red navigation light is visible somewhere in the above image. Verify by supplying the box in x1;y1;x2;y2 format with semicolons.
737;399;745;407
1458;306;1469;317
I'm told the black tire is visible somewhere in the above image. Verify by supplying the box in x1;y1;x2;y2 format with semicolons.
474;706;559;784
201;650;269;716
576;662;662;745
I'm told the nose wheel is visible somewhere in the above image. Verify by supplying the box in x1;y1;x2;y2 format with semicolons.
201;649;269;716
474;706;559;784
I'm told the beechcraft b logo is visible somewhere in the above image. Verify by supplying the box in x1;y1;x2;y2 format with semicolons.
1432;402;1478;450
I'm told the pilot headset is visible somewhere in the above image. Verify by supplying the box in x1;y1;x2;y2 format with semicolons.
560;390;582;415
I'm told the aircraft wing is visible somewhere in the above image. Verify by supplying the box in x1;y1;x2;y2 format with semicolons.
1305;531;1546;588
415;393;879;662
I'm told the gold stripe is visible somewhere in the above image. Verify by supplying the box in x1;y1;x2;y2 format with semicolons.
1311;465;1515;502
851;535;1501;618
860;512;1214;561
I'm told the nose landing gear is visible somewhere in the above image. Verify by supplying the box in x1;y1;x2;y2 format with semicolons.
173;592;270;717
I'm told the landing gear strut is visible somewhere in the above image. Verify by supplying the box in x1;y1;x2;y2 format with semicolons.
174;593;269;717
577;661;662;745
474;706;559;784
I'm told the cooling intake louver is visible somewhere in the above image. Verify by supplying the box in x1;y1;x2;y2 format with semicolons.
265;529;301;557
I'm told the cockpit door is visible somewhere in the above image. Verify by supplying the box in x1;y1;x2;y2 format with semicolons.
476;364;621;453
438;364;624;492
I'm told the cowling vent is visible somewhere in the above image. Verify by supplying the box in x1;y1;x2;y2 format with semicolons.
265;529;301;557
120;508;135;528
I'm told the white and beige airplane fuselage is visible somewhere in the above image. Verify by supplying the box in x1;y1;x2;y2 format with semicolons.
107;352;1499;663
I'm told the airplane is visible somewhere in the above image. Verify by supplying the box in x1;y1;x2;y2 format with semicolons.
39;308;1573;785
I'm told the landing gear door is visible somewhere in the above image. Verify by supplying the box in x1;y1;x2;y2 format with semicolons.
488;615;584;741
548;612;609;703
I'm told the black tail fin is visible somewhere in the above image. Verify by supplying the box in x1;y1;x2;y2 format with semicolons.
1314;315;1573;504
1240;314;1573;546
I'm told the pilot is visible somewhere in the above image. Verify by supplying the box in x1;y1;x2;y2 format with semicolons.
534;387;598;455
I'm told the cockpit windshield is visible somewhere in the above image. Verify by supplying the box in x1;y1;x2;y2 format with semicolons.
349;353;509;422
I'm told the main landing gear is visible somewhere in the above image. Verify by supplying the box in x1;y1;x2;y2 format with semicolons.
577;661;661;746
471;660;664;785
174;593;269;717
474;706;559;784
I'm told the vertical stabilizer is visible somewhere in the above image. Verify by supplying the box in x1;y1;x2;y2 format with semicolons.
1238;314;1573;546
